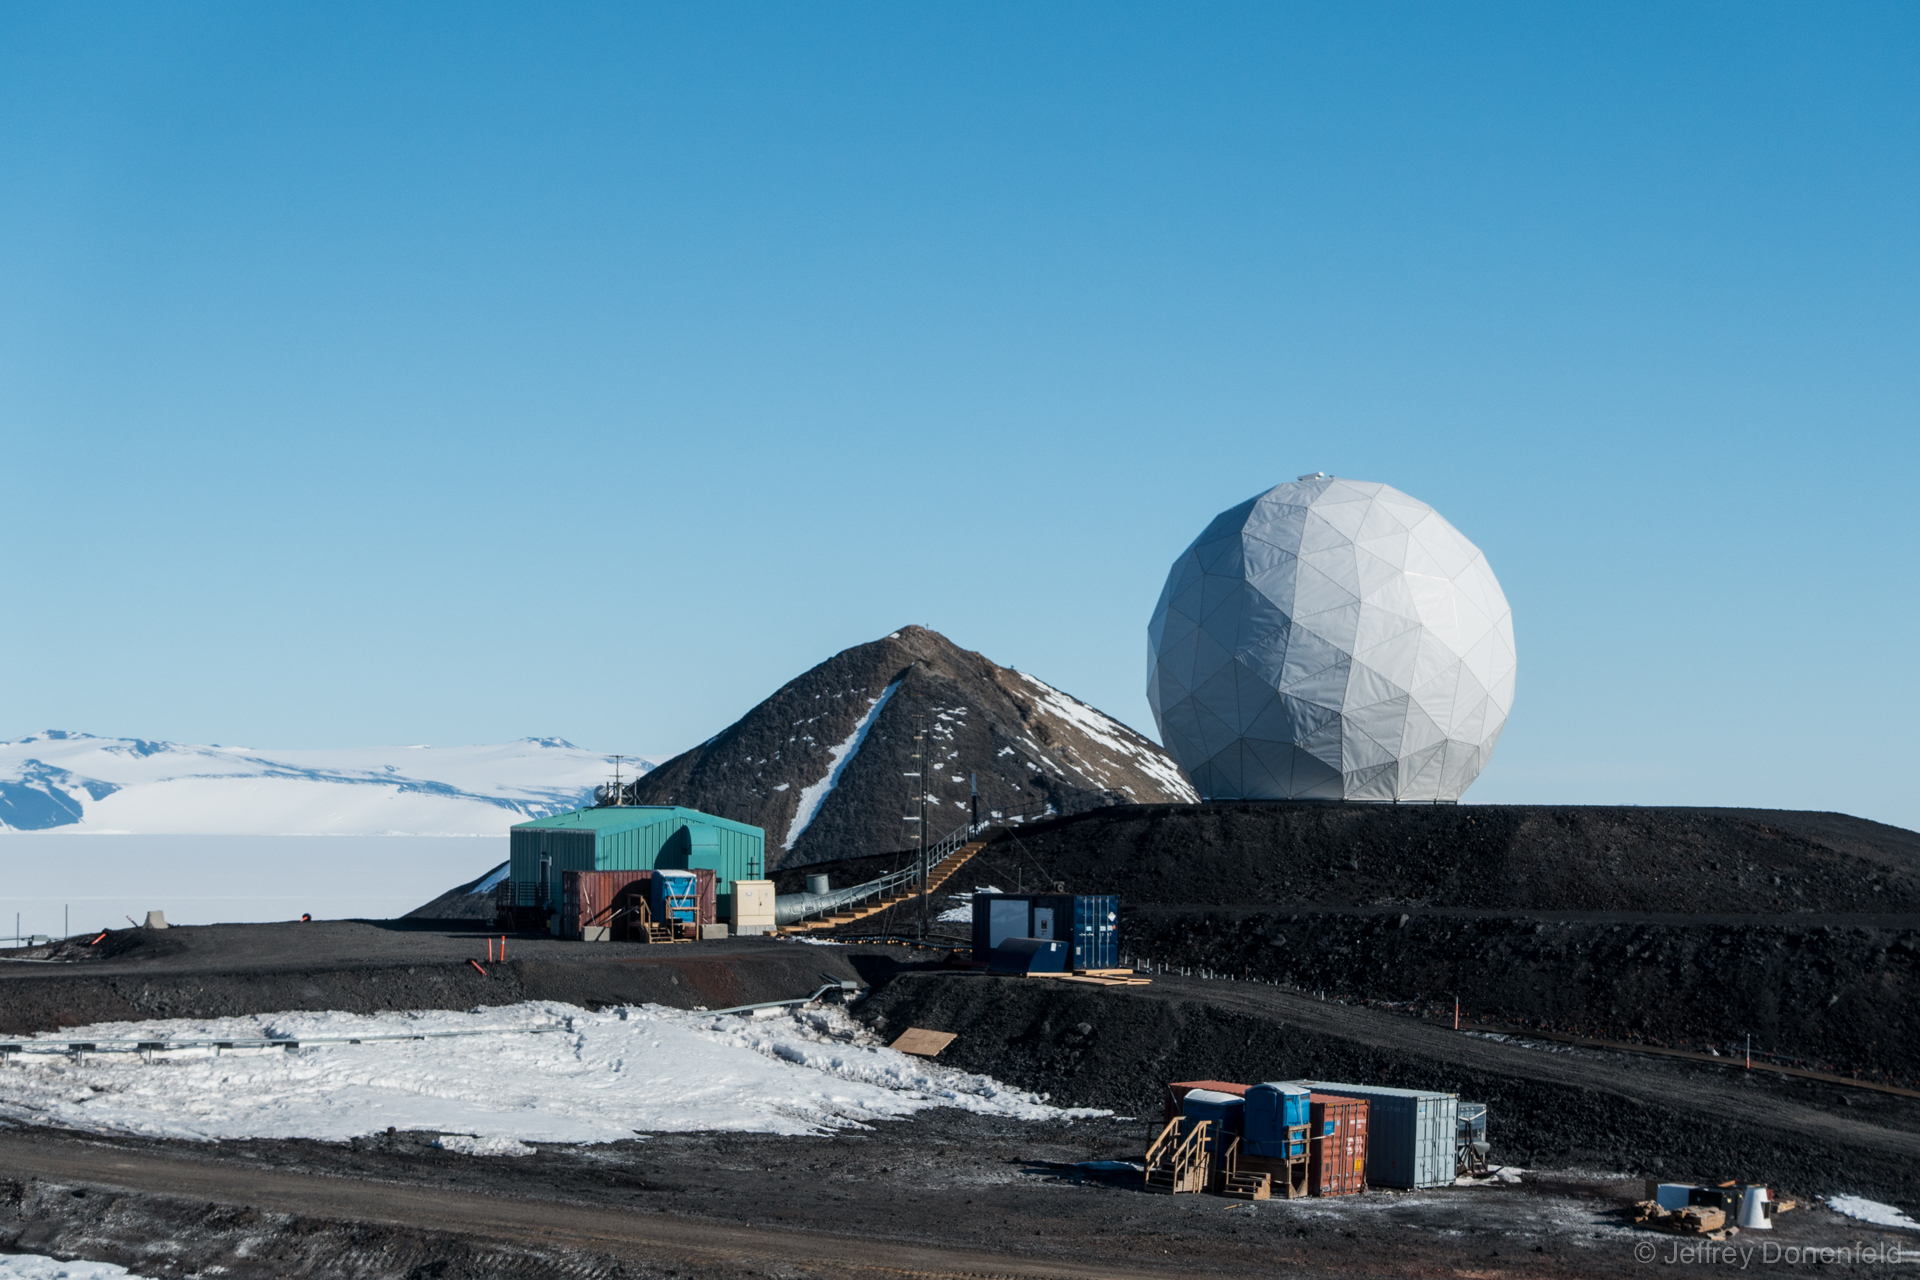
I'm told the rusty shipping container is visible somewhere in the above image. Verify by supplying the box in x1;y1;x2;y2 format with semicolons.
562;869;716;939
1309;1093;1369;1196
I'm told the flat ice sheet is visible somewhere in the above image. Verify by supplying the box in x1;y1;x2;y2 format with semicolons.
0;1001;1100;1143
0;833;507;934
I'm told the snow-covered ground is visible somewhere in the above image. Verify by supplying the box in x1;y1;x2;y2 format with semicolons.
0;1001;1102;1143
1829;1195;1920;1230
0;732;663;835
0;1256;146;1279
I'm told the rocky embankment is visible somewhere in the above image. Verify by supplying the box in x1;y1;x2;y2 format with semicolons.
807;801;1920;1081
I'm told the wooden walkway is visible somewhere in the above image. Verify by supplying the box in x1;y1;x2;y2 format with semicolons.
776;838;991;935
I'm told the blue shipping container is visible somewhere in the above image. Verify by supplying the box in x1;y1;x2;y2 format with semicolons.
1243;1082;1312;1158
1293;1082;1458;1189
970;894;1119;969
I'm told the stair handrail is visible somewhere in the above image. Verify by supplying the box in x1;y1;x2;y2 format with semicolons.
773;821;980;926
924;821;973;868
1171;1119;1212;1191
1142;1116;1184;1170
1167;1119;1209;1171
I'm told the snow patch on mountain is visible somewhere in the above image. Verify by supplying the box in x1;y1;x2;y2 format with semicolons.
782;680;901;851
1016;674;1199;802
0;732;665;835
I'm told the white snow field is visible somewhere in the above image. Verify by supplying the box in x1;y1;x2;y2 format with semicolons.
0;1001;1101;1144
1828;1195;1920;1230
0;732;661;835
0;1256;147;1280
0;732;667;933
0;833;505;936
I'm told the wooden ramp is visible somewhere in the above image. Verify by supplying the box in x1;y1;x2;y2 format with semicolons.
776;839;990;935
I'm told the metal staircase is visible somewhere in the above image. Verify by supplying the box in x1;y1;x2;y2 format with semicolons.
777;823;990;935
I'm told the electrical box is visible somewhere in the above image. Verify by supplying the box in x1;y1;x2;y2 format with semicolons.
731;879;776;936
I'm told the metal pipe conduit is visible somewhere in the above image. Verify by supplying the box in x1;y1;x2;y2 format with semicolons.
774;821;976;925
0;1026;568;1058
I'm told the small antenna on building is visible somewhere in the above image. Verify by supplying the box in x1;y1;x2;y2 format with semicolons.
609;755;627;806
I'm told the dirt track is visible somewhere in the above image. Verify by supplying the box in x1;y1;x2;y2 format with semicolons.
5;1118;1914;1280
0;1127;1190;1279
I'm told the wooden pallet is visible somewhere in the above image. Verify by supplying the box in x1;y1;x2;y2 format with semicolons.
1023;971;1153;986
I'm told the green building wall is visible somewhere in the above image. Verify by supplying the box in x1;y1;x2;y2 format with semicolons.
504;806;765;924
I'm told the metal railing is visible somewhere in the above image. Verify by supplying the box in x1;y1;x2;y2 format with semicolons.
773;821;977;926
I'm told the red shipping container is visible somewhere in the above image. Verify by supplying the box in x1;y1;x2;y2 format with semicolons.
562;869;716;939
1163;1080;1249;1125
1309;1093;1369;1196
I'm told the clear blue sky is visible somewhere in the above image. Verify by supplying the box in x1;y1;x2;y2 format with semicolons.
4;3;1916;829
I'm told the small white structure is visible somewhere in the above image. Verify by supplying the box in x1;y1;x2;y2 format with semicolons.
143;910;169;929
1738;1186;1773;1230
1147;476;1516;802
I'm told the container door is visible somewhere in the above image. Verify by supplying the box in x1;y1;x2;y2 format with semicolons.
1032;907;1055;940
989;898;1028;949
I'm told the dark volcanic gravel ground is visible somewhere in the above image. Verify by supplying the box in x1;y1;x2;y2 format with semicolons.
0;921;935;1035
6;805;1920;1276
798;803;1920;1083
4;1112;1915;1280
854;971;1920;1210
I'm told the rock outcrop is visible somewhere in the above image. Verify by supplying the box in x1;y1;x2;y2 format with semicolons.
623;626;1197;868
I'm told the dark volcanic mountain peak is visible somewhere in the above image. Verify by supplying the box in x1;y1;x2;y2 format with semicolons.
626;626;1197;868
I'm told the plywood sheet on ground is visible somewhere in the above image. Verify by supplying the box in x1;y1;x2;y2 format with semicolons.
890;1027;958;1057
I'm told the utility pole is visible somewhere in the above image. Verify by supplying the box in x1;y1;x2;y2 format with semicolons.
915;716;930;941
903;716;924;935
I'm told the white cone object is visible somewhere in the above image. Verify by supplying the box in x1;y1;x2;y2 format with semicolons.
1738;1185;1772;1230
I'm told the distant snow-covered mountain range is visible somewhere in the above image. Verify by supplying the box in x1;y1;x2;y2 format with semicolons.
0;732;659;835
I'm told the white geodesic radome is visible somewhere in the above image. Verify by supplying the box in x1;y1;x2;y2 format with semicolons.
1146;476;1516;802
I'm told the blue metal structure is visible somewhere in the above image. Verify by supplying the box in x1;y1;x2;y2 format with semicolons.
970;893;1119;970
1243;1083;1312;1159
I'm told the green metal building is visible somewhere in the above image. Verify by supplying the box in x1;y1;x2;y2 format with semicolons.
504;806;765;926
